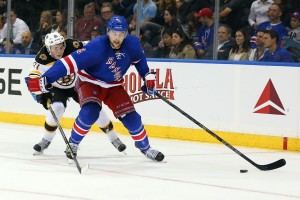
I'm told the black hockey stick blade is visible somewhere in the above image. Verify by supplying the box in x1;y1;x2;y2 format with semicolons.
155;92;286;171
255;158;286;171
48;102;85;174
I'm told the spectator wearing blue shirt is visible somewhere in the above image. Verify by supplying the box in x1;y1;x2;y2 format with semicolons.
194;7;216;59
251;4;288;47
261;30;294;62
132;0;157;28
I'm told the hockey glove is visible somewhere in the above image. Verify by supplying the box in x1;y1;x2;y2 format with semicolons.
27;76;51;94
36;93;53;110
143;72;156;96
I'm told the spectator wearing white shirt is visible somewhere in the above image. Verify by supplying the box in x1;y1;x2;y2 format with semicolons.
248;0;274;29
0;10;30;45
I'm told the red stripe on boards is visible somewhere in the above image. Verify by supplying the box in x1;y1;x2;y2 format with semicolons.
283;137;288;150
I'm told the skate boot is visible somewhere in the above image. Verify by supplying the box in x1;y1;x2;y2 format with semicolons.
111;138;127;152
33;138;51;154
65;143;79;159
143;147;165;162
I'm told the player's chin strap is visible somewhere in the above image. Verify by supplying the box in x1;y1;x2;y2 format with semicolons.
154;91;286;171
46;100;89;174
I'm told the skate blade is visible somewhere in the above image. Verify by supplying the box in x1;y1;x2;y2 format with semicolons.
159;159;167;163
121;150;127;155
33;151;43;156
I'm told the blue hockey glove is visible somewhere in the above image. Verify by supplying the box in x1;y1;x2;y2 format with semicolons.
143;72;156;96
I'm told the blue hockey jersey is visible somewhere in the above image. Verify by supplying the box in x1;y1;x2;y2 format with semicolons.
43;35;150;88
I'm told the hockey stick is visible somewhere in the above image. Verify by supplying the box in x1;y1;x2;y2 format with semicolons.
48;102;88;174
155;92;286;171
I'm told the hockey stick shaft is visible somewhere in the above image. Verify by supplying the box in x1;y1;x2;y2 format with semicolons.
48;103;83;174
155;92;286;171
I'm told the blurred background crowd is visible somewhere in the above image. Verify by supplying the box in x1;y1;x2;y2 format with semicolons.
0;0;299;62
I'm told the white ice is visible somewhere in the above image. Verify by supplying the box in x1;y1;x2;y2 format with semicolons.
0;122;299;200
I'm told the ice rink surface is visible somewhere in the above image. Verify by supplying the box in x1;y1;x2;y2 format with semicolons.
0;122;299;200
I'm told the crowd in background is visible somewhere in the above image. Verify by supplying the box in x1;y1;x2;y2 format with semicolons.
0;0;299;62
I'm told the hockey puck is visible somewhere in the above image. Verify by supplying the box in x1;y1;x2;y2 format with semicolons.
240;169;248;173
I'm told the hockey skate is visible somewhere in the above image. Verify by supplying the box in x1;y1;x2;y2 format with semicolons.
65;143;79;160
33;138;51;155
143;147;165;162
111;138;127;154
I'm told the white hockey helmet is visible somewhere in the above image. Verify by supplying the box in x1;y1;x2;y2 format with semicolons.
45;32;65;53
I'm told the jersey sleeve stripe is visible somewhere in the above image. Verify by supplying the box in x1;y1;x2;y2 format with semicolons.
61;55;78;74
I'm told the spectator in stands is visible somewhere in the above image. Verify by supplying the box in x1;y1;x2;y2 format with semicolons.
143;7;182;48
177;0;211;34
169;28;196;59
153;29;173;58
15;31;38;54
204;24;234;60
186;12;201;43
273;0;295;26
129;27;154;57
252;3;288;47
288;12;300;43
33;10;53;50
281;12;300;62
0;38;18;54
249;30;267;61
261;30;293;62
99;2;114;35
193;7;216;59
228;28;252;61
76;2;103;41
0;10;30;45
131;0;157;28
51;10;67;34
151;0;177;26
219;0;247;34
248;0;274;30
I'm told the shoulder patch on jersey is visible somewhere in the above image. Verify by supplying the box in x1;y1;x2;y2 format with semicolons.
39;54;47;60
77;48;86;54
73;41;80;48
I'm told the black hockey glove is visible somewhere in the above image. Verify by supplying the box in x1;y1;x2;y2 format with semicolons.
36;92;53;110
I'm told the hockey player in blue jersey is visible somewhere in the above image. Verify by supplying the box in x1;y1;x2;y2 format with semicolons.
28;32;126;154
27;16;165;162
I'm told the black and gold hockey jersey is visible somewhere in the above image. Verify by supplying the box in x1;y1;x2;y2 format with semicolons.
29;39;84;89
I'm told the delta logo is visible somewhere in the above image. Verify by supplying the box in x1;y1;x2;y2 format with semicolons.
253;79;285;115
122;68;175;104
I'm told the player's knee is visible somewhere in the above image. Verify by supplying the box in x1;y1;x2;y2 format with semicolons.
118;111;142;128
44;122;58;132
100;121;113;133
80;102;101;123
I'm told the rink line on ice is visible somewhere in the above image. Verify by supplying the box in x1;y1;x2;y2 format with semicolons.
0;153;298;199
0;188;93;200
0;112;299;152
